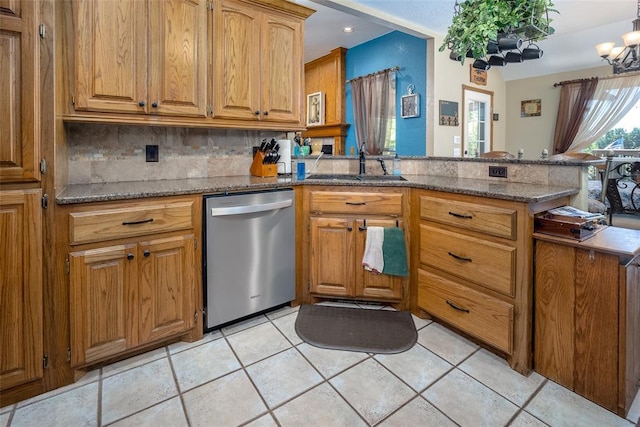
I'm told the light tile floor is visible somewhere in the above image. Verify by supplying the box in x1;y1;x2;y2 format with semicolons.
2;302;639;427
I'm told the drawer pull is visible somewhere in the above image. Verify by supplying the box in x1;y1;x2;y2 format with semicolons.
347;226;353;231
143;250;151;258
448;251;472;262
345;201;366;206
122;218;154;226
127;253;134;260
448;211;473;219
446;300;470;313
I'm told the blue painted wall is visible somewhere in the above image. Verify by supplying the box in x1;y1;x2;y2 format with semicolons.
345;31;427;156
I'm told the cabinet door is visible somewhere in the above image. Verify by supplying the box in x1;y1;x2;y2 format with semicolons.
149;0;207;117
0;190;43;390
139;235;195;343
309;217;355;297
354;219;404;300
260;9;301;122
74;0;148;113
212;0;261;120
0;0;40;182
69;244;139;366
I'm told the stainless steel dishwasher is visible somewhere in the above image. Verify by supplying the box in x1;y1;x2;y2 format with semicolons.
204;189;295;331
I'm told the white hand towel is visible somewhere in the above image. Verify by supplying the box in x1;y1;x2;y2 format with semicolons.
362;226;384;273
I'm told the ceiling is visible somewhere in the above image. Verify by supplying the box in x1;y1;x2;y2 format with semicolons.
294;0;639;81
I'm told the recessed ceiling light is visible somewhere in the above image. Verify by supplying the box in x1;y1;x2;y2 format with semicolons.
342;27;354;33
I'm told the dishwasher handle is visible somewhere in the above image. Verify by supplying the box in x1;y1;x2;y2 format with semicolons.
210;198;292;217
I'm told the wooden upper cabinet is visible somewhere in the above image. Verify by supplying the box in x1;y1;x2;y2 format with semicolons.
0;0;40;182
74;0;207;117
212;0;303;123
260;10;301;122
74;0;148;114
212;0;261;120
0;190;43;390
149;0;207;117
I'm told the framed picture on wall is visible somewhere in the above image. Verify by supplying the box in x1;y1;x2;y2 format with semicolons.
306;92;325;126
401;94;420;118
439;100;459;126
521;99;541;117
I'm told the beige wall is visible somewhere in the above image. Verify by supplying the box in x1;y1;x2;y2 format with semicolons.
504;65;611;159
430;35;507;157
430;43;611;159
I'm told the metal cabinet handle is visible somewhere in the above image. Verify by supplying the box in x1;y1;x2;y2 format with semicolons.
138;101;145;107
448;251;472;262
122;218;154;226
254;111;260;115
347;226;353;231
263;111;268;116
127;253;134;260
151;102;158;108
446;300;470;313
345;202;366;206
143;250;151;258
448;211;473;219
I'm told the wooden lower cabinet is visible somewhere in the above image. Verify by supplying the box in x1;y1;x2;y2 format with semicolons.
70;235;195;367
139;235;195;343
0;190;43;392
414;189;567;374
305;188;407;305
535;229;640;417
309;217;403;300
70;244;138;365
66;196;199;368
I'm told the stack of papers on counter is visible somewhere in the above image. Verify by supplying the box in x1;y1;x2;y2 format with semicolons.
547;206;604;220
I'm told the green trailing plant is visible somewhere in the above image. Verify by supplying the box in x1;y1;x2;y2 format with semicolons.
440;0;557;64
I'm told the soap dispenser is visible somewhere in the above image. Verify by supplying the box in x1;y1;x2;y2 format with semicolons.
393;153;401;175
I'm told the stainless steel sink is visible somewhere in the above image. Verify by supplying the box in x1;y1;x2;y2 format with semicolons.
306;174;407;182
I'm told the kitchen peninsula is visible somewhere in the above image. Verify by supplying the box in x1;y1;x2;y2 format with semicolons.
54;156;584;381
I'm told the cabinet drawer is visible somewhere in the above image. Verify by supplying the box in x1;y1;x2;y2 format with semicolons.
417;268;513;354
419;195;516;239
70;201;194;245
310;191;402;215
420;224;515;296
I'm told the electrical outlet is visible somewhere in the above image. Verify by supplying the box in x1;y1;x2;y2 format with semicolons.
489;165;507;178
146;145;159;162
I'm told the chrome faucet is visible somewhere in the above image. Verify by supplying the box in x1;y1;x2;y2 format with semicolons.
377;157;389;175
359;142;366;175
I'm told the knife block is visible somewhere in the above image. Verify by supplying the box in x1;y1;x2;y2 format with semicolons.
250;152;278;177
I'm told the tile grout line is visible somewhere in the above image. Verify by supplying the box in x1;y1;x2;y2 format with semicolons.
164;346;193;427
220;326;275;425
97;367;103;427
503;378;550;426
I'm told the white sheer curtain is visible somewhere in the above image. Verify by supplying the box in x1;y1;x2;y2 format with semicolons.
566;74;640;152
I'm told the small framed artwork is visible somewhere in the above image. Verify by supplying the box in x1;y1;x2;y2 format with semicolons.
521;99;541;117
439;100;459;126
401;94;420;118
306;92;325;126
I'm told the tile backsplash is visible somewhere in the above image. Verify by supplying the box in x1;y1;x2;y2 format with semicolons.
66;123;285;184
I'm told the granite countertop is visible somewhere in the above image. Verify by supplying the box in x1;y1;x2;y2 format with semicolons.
56;174;580;205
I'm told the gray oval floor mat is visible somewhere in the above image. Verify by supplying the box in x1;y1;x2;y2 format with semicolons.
294;304;417;354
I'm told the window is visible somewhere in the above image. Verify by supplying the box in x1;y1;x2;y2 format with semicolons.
586;98;640;155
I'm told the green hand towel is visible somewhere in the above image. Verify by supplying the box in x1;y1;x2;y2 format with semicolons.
382;227;408;277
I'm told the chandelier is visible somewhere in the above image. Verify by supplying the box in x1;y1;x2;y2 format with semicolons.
595;0;640;74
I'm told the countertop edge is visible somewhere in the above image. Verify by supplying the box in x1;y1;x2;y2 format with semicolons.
56;176;580;205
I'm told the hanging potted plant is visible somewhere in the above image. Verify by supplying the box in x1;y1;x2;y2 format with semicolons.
440;0;557;64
